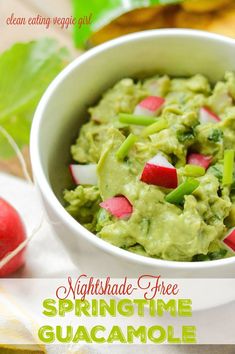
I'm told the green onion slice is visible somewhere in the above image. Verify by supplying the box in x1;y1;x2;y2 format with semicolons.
183;164;205;177
223;149;234;186
119;113;156;126
165;178;200;204
141;118;168;137
116;133;138;160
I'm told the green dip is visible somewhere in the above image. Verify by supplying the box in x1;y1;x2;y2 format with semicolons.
64;72;235;262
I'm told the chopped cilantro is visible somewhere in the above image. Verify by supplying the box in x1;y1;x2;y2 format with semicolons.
208;129;223;143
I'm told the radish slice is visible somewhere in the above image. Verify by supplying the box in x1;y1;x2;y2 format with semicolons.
100;196;133;219
223;229;235;252
187;153;212;170
69;164;97;185
140;153;178;189
199;107;221;124
134;96;165;117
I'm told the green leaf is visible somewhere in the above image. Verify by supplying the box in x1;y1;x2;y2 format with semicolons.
0;38;70;158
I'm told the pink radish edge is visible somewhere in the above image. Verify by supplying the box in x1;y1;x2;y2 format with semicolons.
187;153;213;170
140;153;178;189
199;107;221;124
100;196;133;219
69;164;97;185
69;165;80;184
223;229;235;252
134;96;165;117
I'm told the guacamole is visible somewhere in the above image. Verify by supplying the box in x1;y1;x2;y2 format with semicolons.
64;72;235;262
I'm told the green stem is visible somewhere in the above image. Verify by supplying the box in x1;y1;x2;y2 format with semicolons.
116;133;138;160
165;178;200;204
183;164;205;177
141;118;168;137
119;113;156;126
223;149;234;185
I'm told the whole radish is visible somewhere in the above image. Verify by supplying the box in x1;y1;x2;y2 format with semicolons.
0;198;26;277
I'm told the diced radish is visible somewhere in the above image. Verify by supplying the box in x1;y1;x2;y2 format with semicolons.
187;153;212;170
69;164;97;185
100;196;133;219
0;198;27;277
140;153;178;189
199;107;221;124
134;96;165;117
223;229;235;252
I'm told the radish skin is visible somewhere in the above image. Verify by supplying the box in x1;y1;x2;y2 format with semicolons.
0;198;26;277
100;196;133;219
223;229;235;252
187;153;213;170
141;153;178;189
134;96;165;117
199;107;221;124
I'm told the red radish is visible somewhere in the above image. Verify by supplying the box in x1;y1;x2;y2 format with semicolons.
100;196;133;219
199;107;221;124
69;164;97;185
187;153;212;170
140;153;178;189
134;96;165;117
0;198;26;277
223;229;235;252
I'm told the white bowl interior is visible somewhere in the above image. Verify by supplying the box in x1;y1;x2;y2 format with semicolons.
31;30;235;273
36;30;235;202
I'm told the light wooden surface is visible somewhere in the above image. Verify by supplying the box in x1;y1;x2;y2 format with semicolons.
0;0;81;177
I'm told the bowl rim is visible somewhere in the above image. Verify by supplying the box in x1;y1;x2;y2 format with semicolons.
30;28;235;270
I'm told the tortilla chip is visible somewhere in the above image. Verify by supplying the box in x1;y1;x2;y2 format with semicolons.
89;1;235;46
175;2;235;39
207;4;235;37
115;6;164;25
90;5;178;46
174;10;213;29
182;0;233;13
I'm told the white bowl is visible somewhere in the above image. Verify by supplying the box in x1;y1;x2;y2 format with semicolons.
31;29;235;277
